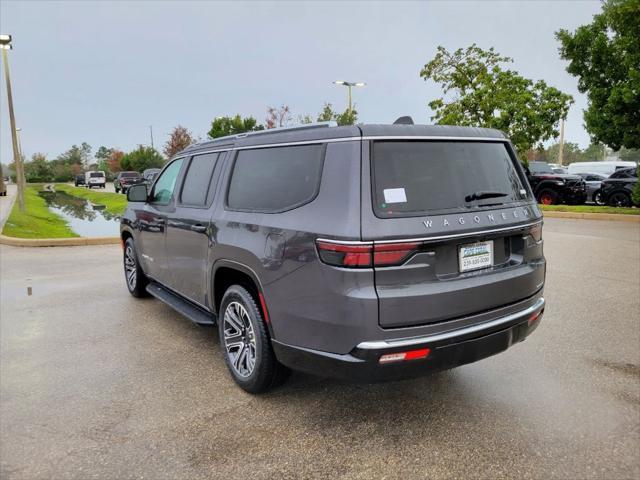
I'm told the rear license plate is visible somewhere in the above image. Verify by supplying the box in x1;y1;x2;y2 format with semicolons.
459;240;493;272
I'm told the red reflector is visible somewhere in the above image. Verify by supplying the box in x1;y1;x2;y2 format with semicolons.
528;311;541;326
379;348;430;364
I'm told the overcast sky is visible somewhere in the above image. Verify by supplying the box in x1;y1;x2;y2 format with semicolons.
1;0;601;163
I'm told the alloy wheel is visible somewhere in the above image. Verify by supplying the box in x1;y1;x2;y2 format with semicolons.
124;245;137;291
223;301;257;378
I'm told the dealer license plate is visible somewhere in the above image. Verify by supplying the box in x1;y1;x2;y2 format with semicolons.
459;241;493;272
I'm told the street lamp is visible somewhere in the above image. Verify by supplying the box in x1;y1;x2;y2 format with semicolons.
1;34;25;211
333;80;365;118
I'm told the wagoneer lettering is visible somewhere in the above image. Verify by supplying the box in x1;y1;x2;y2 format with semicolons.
120;122;546;393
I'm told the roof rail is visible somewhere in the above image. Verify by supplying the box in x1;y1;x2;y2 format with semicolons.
192;121;338;147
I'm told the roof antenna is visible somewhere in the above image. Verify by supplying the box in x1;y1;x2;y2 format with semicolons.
393;116;414;125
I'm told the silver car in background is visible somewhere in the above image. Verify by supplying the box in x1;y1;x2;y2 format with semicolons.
577;172;607;205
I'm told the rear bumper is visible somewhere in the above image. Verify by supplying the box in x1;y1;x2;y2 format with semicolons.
272;297;545;382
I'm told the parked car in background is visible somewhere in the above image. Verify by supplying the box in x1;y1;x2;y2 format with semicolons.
85;171;106;189
0;179;6;197
74;174;86;187
121;122;546;393
577;173;607;205
552;167;568;174
142;168;161;186
526;161;587;205
600;167;638;207
568;161;636;177
114;171;143;194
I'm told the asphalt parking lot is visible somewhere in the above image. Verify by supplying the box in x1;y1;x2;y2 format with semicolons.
1;218;639;479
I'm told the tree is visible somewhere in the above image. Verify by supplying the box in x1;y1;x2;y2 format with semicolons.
618;147;640;163
95;146;113;163
164;125;194;158
556;0;640;150
419;44;574;157
582;143;606;161
56;143;92;166
266;105;292;129
24;153;53;183
107;149;124;173
208;115;264;139
120;146;165;172
296;114;313;124
316;103;358;126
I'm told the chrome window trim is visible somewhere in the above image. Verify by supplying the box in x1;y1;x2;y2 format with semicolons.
176;135;510;158
316;219;542;246
357;297;545;350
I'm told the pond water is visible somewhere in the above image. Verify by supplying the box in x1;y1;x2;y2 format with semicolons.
39;191;121;237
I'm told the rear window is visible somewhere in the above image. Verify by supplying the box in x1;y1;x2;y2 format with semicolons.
372;141;528;218
227;144;324;212
89;172;104;178
121;172;140;178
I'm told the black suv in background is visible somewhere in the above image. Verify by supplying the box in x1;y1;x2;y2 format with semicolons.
526;161;587;205
121;122;546;393
74;174;86;187
114;171;143;194
601;167;638;207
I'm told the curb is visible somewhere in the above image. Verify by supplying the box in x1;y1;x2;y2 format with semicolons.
542;211;640;222
0;235;120;247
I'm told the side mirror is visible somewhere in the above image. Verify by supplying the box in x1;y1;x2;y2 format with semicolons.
127;184;148;202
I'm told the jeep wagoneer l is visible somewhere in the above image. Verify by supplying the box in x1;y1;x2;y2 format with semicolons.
121;121;546;393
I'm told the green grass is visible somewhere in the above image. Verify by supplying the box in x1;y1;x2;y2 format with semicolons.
540;204;640;215
55;184;127;216
2;184;78;238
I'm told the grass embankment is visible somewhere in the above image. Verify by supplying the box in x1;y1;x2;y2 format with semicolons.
55;184;127;216
540;204;640;215
2;184;78;238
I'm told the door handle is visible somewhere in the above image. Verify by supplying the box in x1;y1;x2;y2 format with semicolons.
191;224;207;233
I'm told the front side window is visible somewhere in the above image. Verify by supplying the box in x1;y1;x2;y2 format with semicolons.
151;159;183;205
180;153;219;206
227;144;324;212
372;141;528;218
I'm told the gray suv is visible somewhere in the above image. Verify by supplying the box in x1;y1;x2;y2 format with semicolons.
121;122;546;393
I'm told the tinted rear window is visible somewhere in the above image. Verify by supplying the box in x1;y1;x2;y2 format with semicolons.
372;141;527;217
121;172;140;178
227;144;324;212
180;153;219;206
89;172;104;178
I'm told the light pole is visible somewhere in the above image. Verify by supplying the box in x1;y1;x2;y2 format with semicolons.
16;127;23;159
1;34;25;211
333;80;365;118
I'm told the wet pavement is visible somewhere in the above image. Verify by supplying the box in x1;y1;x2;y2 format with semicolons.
1;218;639;479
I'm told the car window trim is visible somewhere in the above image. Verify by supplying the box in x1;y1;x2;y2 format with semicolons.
223;143;327;214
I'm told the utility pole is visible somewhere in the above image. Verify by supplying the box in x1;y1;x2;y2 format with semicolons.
149;125;154;150
1;34;25;211
557;118;565;166
333;80;366;121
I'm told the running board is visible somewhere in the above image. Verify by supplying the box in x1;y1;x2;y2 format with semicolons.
146;282;216;326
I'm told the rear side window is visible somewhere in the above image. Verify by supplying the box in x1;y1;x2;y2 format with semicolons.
180;153;219;206
372;141;527;218
227;144;324;212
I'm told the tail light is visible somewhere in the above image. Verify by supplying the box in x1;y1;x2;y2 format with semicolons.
316;240;421;268
379;348;430;364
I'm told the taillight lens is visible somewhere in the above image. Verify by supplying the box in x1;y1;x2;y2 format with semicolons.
316;240;421;268
529;223;543;242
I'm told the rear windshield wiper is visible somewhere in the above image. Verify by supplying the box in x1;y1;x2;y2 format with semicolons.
465;191;509;203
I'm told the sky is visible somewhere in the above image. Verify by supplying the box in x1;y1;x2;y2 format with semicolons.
0;0;602;163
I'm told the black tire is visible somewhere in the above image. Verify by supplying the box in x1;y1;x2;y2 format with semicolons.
123;238;148;298
218;285;290;393
537;188;559;205
593;189;605;206
608;191;632;208
115;187;120;193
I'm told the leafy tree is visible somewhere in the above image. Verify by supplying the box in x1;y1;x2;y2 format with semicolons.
266;105;292;129
296;114;314;124
208;115;264;139
632;178;640;206
120;146;165;172
107;149;124;173
556;0;640;150
420;44;574;157
316;103;358;125
582;143;607;161
95;146;113;163
24;153;53;183
56;143;92;166
618;147;640;163
164;125;194;158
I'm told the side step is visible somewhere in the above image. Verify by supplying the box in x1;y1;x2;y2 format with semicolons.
146;282;216;326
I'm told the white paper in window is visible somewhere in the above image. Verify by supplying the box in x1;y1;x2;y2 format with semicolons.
383;188;407;204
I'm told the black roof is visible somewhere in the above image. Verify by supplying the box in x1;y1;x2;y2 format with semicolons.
180;123;507;157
